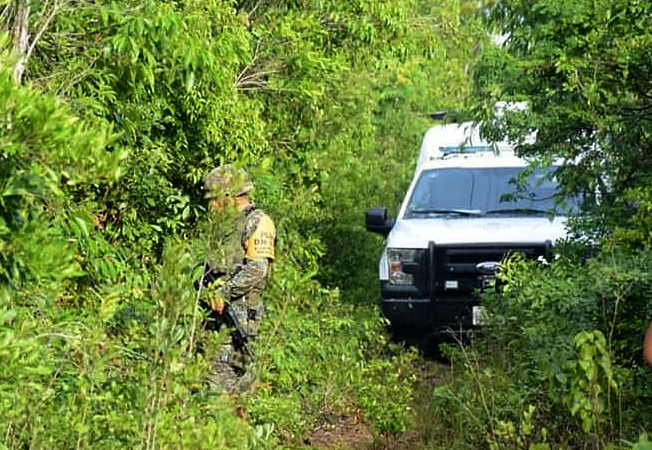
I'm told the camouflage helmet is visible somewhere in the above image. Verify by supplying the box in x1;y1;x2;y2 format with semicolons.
203;164;253;199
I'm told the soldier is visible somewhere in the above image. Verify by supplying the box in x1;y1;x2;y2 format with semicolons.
199;164;276;394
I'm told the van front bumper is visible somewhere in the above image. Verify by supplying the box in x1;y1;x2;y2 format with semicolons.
380;283;483;334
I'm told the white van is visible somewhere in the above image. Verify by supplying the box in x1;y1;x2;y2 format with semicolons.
365;119;576;338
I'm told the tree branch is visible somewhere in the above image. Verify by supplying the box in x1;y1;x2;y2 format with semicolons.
234;39;281;91
26;0;62;62
0;5;13;29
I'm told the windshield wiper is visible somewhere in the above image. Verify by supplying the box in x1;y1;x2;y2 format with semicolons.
484;208;550;215
409;208;483;216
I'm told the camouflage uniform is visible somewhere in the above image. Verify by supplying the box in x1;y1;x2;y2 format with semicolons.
201;165;276;394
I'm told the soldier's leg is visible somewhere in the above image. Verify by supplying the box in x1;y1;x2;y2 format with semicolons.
234;301;265;394
207;300;250;393
246;301;265;340
207;336;241;393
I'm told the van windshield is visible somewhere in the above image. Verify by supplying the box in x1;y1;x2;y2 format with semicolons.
405;166;579;219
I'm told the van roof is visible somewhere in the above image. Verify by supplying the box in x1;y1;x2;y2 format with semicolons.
418;151;530;170
416;120;536;169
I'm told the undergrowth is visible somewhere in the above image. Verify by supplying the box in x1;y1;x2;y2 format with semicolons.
416;249;652;450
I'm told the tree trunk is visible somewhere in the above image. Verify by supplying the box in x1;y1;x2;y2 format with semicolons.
11;0;30;84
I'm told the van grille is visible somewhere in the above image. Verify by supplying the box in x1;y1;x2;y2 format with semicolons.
410;241;552;296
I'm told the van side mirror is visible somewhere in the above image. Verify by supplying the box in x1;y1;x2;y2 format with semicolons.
365;207;395;236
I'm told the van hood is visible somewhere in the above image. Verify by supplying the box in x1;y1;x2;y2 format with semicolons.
386;216;569;249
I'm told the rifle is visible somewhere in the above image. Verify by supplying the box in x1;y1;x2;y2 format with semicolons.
193;264;255;361
193;263;224;290
223;306;256;361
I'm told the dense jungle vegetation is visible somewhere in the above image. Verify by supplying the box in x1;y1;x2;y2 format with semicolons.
2;0;652;449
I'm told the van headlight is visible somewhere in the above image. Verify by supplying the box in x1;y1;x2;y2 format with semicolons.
387;248;417;285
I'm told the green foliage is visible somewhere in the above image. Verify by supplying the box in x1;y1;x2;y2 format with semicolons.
472;0;652;235
630;434;652;450
605;184;652;250
0;239;280;450
247;259;418;443
562;330;617;436
0;34;123;298
429;249;652;449
1;0;489;448
313;0;489;299
425;5;652;445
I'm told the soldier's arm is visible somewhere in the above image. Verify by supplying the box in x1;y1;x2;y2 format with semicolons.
223;211;275;300
223;258;270;298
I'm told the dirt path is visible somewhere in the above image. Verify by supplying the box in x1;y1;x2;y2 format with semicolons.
303;415;375;450
301;359;452;450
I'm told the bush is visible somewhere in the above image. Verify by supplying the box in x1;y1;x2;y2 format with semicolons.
429;247;652;449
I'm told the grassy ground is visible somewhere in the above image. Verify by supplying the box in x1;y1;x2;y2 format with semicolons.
300;345;456;450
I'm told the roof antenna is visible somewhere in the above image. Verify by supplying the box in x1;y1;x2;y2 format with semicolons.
430;111;447;120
